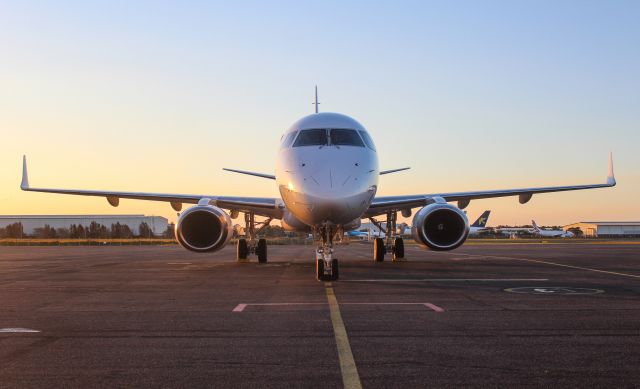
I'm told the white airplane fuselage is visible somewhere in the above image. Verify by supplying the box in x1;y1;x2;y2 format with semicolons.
275;113;379;230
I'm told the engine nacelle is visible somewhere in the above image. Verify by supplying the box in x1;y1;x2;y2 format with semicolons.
412;203;470;250
175;205;233;252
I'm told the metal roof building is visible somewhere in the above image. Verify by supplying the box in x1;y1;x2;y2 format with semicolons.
0;215;169;236
563;221;640;238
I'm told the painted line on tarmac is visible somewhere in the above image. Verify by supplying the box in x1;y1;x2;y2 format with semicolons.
325;285;362;389
232;304;248;312
231;303;326;312
442;252;640;279
344;278;549;282
231;302;445;312
424;303;445;312
0;328;40;333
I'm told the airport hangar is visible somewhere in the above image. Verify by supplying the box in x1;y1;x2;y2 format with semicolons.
563;221;640;238
0;214;169;236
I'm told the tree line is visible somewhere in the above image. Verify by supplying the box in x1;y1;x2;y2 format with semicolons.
0;222;175;239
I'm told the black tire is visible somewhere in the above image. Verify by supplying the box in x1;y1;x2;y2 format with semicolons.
374;238;385;262
237;238;248;260
331;258;339;281
393;238;405;260
257;238;267;263
316;258;325;281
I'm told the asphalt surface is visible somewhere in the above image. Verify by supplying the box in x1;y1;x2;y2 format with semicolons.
1;242;639;388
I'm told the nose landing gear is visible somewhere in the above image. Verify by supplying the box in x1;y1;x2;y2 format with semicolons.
236;212;271;263
314;225;339;281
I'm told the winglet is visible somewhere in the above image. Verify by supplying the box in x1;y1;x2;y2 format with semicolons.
607;152;616;186
20;155;30;190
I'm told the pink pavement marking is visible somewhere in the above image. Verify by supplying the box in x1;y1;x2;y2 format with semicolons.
232;304;247;312
423;303;445;313
232;302;444;312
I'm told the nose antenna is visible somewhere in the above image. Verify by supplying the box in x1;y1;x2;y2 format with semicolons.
312;85;320;113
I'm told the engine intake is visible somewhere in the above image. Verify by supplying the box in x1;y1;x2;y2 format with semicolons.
175;205;232;252
412;203;469;250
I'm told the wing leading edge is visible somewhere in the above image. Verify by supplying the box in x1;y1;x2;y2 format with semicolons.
366;153;616;217
20;156;282;218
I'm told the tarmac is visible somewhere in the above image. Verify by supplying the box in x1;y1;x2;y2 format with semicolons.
1;242;639;388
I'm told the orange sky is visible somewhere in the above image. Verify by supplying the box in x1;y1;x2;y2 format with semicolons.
1;2;638;226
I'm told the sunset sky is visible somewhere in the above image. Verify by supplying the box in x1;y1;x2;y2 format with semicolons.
1;1;638;226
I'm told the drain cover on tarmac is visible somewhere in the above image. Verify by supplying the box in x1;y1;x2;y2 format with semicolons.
504;287;604;295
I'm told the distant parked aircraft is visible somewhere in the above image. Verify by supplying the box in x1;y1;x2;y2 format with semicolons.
531;220;574;238
497;220;574;238
468;210;491;236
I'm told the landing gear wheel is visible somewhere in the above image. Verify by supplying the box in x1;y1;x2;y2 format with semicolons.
316;258;339;281
393;238;404;260
316;258;325;281
331;258;339;281
374;238;385;262
237;238;248;260
256;238;268;263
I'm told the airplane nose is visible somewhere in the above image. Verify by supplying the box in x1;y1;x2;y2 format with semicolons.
297;162;365;199
288;163;374;224
279;147;378;225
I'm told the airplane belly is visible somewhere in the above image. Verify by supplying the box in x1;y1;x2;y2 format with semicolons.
281;188;373;226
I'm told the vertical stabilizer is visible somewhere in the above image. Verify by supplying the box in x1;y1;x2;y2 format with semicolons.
531;220;541;232
471;210;491;227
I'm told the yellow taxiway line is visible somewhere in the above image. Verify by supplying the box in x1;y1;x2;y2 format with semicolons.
325;283;362;389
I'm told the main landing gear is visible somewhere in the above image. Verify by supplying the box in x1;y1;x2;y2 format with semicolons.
315;224;340;281
236;212;271;263
370;211;405;262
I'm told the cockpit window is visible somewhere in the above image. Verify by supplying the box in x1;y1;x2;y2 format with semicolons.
358;130;376;151
330;129;365;147
293;129;328;147
281;131;297;148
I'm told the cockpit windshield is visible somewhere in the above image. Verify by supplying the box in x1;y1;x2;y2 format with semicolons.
330;129;365;147
293;129;328;147
292;128;367;148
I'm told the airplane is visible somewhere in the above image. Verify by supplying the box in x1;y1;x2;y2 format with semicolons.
468;210;491;236
531;220;574;238
19;89;616;281
346;222;410;240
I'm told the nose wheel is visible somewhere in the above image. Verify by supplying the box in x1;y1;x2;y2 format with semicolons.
316;257;339;281
314;224;339;281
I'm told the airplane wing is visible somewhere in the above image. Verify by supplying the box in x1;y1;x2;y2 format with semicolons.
20;157;283;219
365;153;616;218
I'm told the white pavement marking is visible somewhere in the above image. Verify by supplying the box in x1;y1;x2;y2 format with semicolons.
441;252;640;279
344;278;549;282
0;328;40;333
231;302;444;312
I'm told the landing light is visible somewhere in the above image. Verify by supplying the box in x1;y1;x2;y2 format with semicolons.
288;182;295;191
